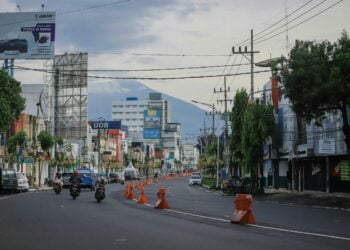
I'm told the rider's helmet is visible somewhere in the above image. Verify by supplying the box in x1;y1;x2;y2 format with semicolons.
73;170;78;176
56;172;62;178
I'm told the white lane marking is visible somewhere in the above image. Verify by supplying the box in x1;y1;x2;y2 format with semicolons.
247;224;350;241
166;209;228;223
0;193;27;200
115;238;127;242
135;200;350;242
0;196;11;200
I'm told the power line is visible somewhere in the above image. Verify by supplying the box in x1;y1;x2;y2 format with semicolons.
0;0;131;28
14;65;271;80
236;0;315;47
255;0;343;45
58;0;131;15
15;63;250;73
254;0;329;44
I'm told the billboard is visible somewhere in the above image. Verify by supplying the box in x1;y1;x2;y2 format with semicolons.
144;109;161;139
144;109;161;128
144;128;160;139
0;12;55;59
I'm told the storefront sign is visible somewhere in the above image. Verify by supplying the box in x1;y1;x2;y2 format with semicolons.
340;160;350;181
318;138;335;154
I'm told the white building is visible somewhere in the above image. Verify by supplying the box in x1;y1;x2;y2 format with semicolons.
163;123;181;167
111;97;147;143
182;144;199;169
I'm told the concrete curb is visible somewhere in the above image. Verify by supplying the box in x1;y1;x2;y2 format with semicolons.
28;187;52;192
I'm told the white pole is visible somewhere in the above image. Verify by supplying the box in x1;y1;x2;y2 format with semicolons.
216;135;219;188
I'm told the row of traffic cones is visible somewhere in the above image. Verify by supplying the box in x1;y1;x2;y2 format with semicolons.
123;182;169;209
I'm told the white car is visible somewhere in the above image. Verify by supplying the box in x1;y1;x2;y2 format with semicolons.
16;173;29;192
189;174;202;186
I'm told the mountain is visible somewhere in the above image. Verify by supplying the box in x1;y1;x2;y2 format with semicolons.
87;81;207;138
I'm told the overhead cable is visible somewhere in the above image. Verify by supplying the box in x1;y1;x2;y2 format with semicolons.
14;66;271;80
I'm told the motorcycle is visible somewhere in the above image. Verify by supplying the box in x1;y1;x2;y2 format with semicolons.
53;183;62;194
70;183;80;200
222;177;242;195
95;181;105;203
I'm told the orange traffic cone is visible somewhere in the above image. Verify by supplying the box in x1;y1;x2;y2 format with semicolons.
137;185;148;204
126;184;135;200
124;184;130;198
230;194;256;224
154;188;169;209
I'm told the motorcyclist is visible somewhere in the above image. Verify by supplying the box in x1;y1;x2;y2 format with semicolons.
96;178;106;191
54;171;63;188
69;170;81;192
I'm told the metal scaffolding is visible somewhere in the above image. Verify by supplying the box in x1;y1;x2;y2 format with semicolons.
52;53;88;156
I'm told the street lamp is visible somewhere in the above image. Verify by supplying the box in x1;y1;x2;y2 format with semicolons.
191;100;220;189
191;100;217;135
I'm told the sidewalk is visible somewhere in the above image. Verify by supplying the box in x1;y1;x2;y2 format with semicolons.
255;188;350;210
28;185;52;192
203;184;350;210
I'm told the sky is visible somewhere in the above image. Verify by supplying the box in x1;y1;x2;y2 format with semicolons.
1;0;350;113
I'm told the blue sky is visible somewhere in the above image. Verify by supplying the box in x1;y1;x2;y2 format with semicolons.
1;0;350;113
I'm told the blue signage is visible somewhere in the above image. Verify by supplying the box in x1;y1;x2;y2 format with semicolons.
89;121;121;130
144;128;160;139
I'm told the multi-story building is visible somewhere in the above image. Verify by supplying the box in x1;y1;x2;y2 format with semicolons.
263;79;350;193
112;93;181;169
162;123;181;170
111;97;147;143
182;144;200;169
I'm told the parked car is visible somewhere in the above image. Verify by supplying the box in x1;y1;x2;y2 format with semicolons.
16;173;29;192
124;171;133;181
0;168;17;193
62;172;73;188
0;39;28;53
192;172;202;178
108;173;119;183
189;174;202;186
99;173;110;184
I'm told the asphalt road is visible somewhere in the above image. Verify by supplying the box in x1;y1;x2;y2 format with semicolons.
0;176;349;250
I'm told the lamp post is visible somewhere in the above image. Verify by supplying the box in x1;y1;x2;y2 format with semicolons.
191;100;220;188
191;100;217;135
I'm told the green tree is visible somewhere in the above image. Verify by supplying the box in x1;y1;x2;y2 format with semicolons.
242;101;275;192
230;89;249;174
7;130;27;169
37;131;54;186
283;31;350;156
0;70;25;133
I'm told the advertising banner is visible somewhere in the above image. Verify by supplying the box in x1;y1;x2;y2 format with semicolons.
271;79;279;112
144;109;161;128
144;128;160;139
0;12;55;59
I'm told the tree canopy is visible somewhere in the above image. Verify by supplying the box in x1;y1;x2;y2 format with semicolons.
242;101;275;172
37;130;54;153
7;130;27;155
230;89;249;167
283;30;350;153
0;70;26;133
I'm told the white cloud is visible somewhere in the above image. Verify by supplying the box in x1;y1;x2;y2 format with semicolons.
2;0;350;112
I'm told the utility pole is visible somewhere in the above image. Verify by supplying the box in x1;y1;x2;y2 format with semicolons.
214;76;233;177
232;29;259;100
205;105;216;135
